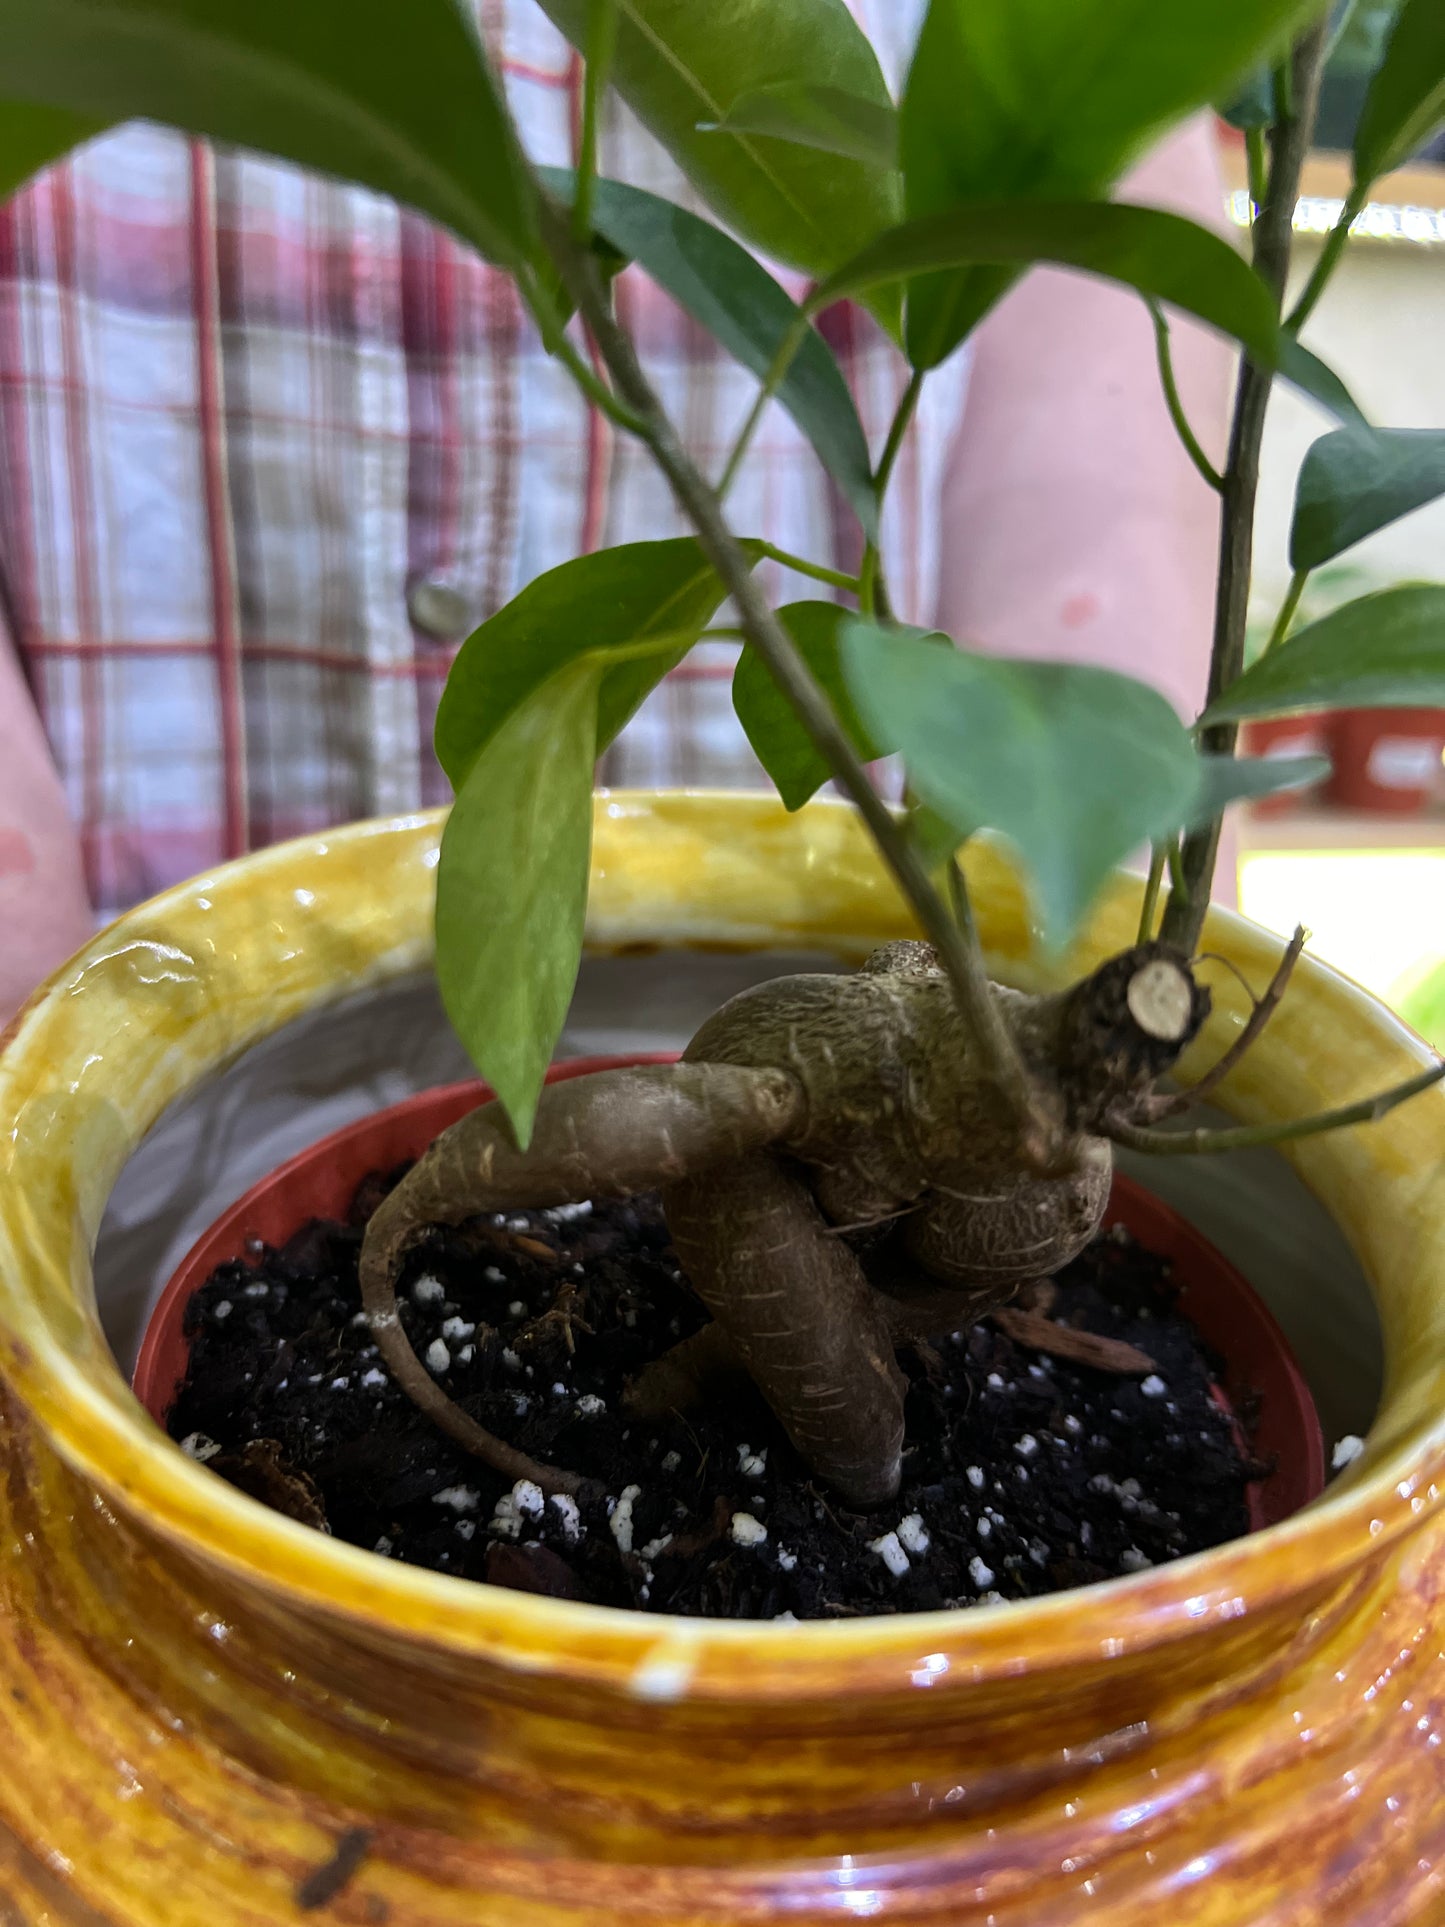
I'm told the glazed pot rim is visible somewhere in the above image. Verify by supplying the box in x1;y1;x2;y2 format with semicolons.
1;795;1442;1702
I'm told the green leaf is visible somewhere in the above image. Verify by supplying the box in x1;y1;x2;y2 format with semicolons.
732;602;938;809
0;0;535;267
1218;68;1276;130
533;0;901;280
700;81;898;168
842;623;1199;946
0;101;106;196
899;0;1320;366
435;538;748;791
542;170;877;538
1201;584;1445;723
1188;752;1333;824
817;198;1278;363
1292;427;1445;570
436;658;600;1148
1277;337;1366;427
1354;0;1445;186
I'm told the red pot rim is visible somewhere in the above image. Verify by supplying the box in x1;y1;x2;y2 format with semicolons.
133;1056;1325;1536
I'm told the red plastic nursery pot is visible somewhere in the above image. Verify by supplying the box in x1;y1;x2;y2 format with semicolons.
1330;708;1445;815
1241;715;1336;817
134;1055;1326;1540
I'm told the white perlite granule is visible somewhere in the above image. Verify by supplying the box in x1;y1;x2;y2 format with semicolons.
776;1547;798;1572
411;1274;444;1305
1332;1433;1366;1469
1119;1546;1153;1573
431;1486;479;1512
869;1531;910;1578
179;1433;221;1462
965;1465;986;1489
730;1511;768;1547
609;1484;642;1554
896;1513;931;1555
575;1393;606;1417
424;1338;450;1374
969;1555;995;1588
736;1442;768;1479
549;1493;582;1542
660;1450;681;1473
441;1316;475;1342
212;1300;232;1321
1140;1374;1168;1399
360;1367;387;1389
1014;1434;1039;1459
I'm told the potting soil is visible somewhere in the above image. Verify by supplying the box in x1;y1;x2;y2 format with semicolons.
166;1170;1256;1619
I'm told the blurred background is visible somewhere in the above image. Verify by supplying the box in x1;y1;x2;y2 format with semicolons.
1221;0;1445;1046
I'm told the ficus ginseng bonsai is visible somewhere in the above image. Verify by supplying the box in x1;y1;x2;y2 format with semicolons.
7;0;1444;1514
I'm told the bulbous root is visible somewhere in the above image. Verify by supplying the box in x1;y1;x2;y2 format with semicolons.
357;1062;804;1497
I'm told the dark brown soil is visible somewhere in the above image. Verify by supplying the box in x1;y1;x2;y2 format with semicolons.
165;1168;1255;1620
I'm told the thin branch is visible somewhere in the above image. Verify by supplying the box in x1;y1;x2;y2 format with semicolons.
1109;1059;1445;1156
535;194;1059;1166
718;314;812;500
573;0;619;243
521;267;647;435
1263;568;1309;654
875;369;924;499
1141;925;1306;1121
1288;184;1366;335
1162;18;1330;955
1246;126;1268;211
1147;299;1224;493
1136;846;1167;945
755;541;861;595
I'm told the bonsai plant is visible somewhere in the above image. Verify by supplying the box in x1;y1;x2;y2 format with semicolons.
6;0;1445;1572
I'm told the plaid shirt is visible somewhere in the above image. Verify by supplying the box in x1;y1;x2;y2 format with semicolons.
0;0;966;918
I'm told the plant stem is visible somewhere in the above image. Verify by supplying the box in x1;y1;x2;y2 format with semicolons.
875;369;924;498
1147;300;1224;493
1287;183;1367;334
1161;17;1329;956
718;315;811;500
1143;924;1306;1120
1246;127;1269;211
1110;1059;1445;1156
755;542;862;595
1263;567;1309;654
521;265;647;434
537;195;1056;1162
573;0;619;243
1136;846;1167;945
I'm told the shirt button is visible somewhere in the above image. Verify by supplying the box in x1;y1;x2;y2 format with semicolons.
408;579;475;640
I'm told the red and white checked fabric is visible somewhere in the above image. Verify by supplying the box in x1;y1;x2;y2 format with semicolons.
0;0;967;917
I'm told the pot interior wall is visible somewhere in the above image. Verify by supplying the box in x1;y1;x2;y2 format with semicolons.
96;951;1381;1446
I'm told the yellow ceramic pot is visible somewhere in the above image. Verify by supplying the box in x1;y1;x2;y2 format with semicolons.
2;793;1444;1926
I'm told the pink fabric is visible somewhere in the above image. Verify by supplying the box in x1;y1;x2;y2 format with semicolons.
0;0;965;916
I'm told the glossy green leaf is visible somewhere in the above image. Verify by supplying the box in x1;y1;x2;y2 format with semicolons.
819;198;1275;359
1187;752;1333;824
1291;428;1445;569
0;0;535;267
533;0;900;279
700;82;898;168
542;170;877;538
436;658;599;1148
1277;337;1366;427
1218;67;1276;130
899;0;1320;365
732;603;943;809
1201;584;1445;723
435;538;749;790
842;624;1199;946
0;101;106;196
1354;0;1445;186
